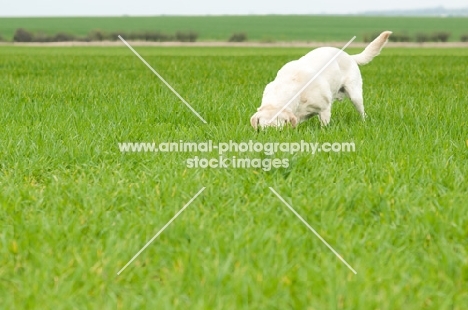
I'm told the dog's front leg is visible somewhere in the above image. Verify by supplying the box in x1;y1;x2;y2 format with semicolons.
319;108;332;126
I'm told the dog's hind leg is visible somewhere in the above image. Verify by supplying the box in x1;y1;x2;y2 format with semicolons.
345;84;366;120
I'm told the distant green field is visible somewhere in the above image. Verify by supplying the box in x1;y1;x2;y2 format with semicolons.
0;15;467;41
0;45;467;309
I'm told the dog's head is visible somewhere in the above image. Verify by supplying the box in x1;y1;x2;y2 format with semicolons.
250;106;298;129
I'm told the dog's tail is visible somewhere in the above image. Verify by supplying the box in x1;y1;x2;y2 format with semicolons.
352;31;392;65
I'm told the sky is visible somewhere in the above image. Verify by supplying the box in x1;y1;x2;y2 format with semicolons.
2;0;467;16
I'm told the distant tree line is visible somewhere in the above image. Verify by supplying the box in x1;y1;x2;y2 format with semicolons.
364;31;468;43
1;28;467;43
9;28;199;42
2;28;252;43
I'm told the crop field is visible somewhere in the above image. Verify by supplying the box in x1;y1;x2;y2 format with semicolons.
0;44;467;309
1;15;468;41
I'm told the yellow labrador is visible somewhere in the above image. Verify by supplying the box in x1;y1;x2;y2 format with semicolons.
251;31;392;128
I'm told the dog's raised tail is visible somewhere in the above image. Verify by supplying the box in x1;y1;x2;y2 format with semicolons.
352;31;392;65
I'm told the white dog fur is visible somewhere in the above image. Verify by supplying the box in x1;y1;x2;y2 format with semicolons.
250;31;392;129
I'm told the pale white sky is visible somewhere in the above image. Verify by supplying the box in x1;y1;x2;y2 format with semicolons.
1;0;467;16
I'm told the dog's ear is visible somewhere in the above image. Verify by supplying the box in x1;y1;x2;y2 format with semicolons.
287;111;298;128
250;113;259;129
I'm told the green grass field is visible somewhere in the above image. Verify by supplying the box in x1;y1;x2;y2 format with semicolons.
0;44;467;309
1;15;468;41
